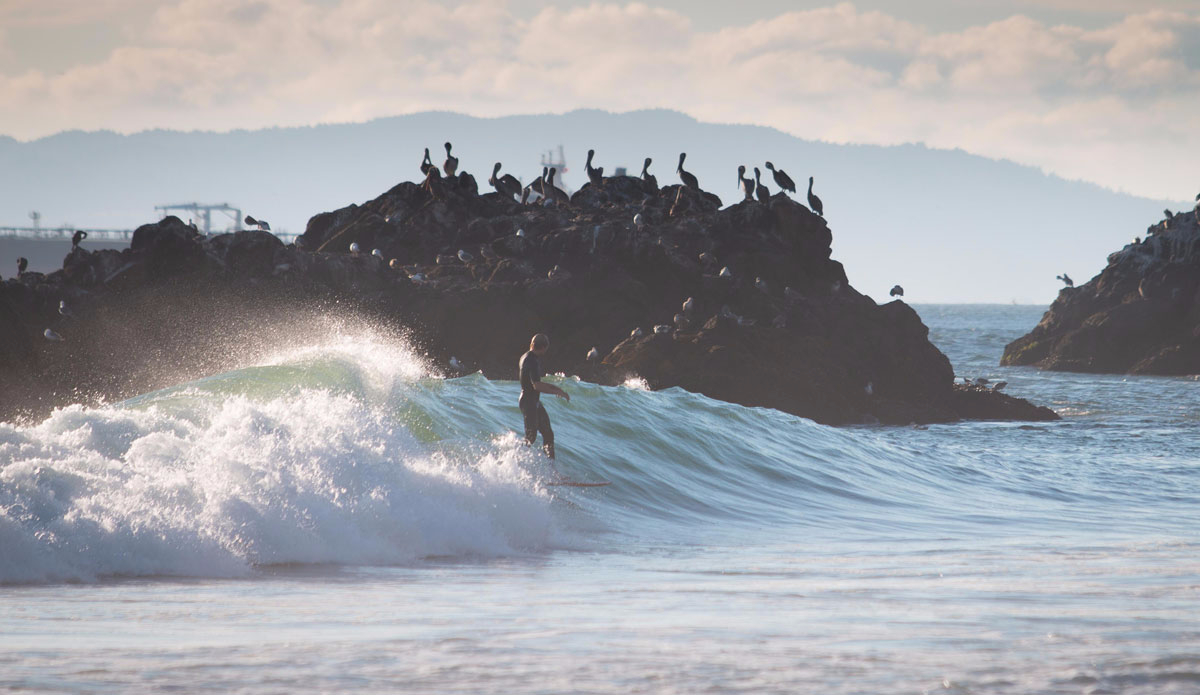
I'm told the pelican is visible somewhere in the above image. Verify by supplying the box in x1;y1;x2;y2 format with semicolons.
489;162;521;200
71;230;88;249
641;157;657;191
420;147;433;175
17;257;28;275
677;153;699;190
1056;273;1074;287
890;285;904;297
422;165;442;197
754;168;770;201
807;176;824;216
585;149;604;186
544;167;570;205
765;162;796;194
737;166;754;202
443;142;458;176
586;347;600;362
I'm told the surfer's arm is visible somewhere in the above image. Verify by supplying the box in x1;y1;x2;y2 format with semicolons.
533;381;570;401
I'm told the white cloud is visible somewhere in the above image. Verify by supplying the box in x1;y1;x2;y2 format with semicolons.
1;1;1198;199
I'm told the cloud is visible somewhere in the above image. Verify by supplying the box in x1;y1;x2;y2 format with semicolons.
1;1;1198;199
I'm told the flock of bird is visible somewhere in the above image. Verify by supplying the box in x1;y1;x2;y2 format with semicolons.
419;141;827;217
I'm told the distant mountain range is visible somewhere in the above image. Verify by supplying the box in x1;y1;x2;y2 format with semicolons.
0;109;1183;302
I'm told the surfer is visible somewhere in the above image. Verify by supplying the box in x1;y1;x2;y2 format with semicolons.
519;333;569;460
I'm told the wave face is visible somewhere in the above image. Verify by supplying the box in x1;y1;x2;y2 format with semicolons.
3;320;1198;585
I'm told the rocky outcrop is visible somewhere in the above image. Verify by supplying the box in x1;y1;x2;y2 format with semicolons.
1002;207;1200;375
1;172;1056;425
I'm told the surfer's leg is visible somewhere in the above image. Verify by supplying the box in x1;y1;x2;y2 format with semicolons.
521;399;539;446
538;404;555;459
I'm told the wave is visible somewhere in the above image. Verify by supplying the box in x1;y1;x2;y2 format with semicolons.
3;328;1190;584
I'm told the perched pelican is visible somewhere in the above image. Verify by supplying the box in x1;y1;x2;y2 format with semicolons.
524;166;548;201
371;248;384;259
543;167;569;205
765;161;796;194
719;266;732;278
807;176;824;216
585;149;604;186
1056;273;1074;288
17;257;28;276
630;327;644;339
641;157;657;191
43;328;64;342
1194;193;1199;216
457;249;474;263
754;168;770;201
422;164;442;197
890;285;904;297
71;230;88;249
737;166;755;202
420;147;433;175
586;347;600;362
755;277;769;293
349;242;361;254
677;153;699;190
443;142;458;176
489;163;522;200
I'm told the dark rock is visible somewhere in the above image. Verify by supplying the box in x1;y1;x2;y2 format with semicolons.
1003;209;1200;375
129;216;204;279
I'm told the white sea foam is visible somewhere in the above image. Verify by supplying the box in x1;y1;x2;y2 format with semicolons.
0;383;561;584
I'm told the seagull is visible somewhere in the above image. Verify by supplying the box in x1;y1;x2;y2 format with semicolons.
890;285;904;297
682;297;694;314
408;272;426;284
698;252;715;266
653;324;671;334
244;216;270;231
633;213;645;230
674;313;688;328
974;377;989;386
962;377;972;385
371;248;384;259
548;264;563;280
516;228;526;238
784;286;803;302
349;242;361;254
992;381;1008;391
865;382;874;396
58;300;74;318
587;347;600;362
479;245;498;261
435;254;456;265
630;327;644;339
44;328;64;342
449;356;462;371
755;277;769;293
719;267;732;278
457;249;474;263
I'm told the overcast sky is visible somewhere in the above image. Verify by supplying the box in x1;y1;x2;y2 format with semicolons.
1;0;1198;200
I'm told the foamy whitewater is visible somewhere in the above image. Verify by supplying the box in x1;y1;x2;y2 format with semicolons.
2;305;1199;694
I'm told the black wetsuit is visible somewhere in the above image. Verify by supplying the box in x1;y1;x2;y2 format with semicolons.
519;350;555;459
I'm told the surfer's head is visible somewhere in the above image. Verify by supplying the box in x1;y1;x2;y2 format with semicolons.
531;333;549;354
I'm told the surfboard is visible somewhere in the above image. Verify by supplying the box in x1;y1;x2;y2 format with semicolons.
545;479;611;487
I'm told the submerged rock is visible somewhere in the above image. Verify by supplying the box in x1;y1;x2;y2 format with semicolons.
1003;208;1200;375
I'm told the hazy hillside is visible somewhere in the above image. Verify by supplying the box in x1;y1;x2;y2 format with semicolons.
0;110;1181;302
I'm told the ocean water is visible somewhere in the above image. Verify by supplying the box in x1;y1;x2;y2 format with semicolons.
2;304;1198;694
